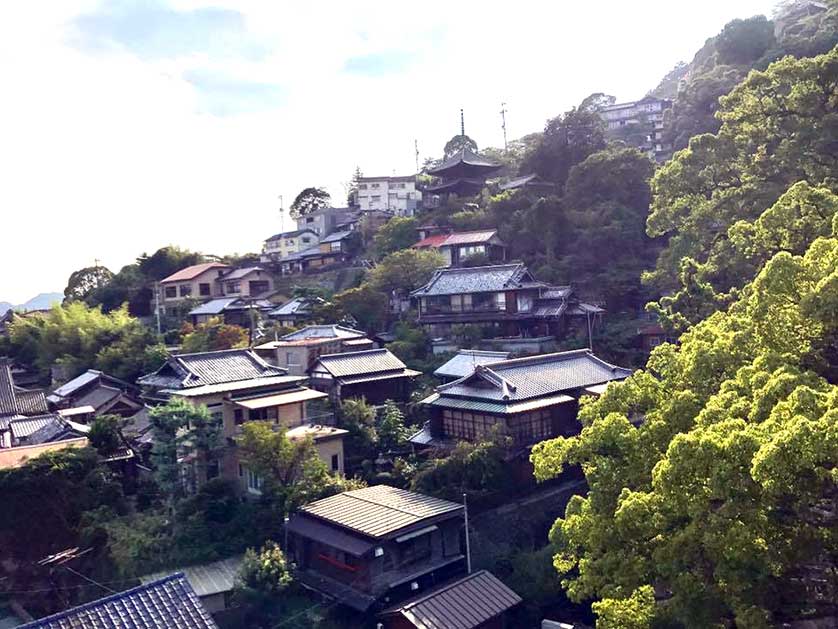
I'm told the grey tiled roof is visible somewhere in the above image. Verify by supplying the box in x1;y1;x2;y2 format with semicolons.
266;228;318;241
315;349;407;378
411;263;532;297
19;573;218;629
49;370;101;399
138;349;286;390
437;349;632;402
299;485;463;539
219;266;266;281
320;230;353;243
13;389;48;415
75;385;122;411
0;363;18;416
433;350;510;380
381;570;522;629
427;147;502;175
269;297;312;316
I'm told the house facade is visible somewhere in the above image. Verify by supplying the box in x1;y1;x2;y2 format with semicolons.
357;175;422;217
598;96;672;161
286;485;466;612
310;349;420;405
295;206;357;237
415;349;632;450
188;297;274;329
47;369;143;418
413;229;508;267
275;231;355;276
410;262;603;339
138;349;344;492
254;325;373;376
218;267;273;298
261;229;319;263
159;263;230;314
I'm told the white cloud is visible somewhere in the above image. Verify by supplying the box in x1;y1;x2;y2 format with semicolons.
0;0;776;303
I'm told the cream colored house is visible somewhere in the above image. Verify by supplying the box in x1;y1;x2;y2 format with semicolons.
137;348;346;494
158;262;230;316
218;266;273;298
261;229;319;263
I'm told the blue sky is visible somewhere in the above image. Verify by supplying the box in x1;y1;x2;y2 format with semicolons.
0;0;777;303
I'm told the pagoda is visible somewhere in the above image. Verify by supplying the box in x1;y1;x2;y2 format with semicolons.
426;110;502;197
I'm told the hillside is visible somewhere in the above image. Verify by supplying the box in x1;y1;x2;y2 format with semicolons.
0;292;63;314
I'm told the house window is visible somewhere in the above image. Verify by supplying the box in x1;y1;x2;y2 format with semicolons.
331;454;340;472
179;284;192;297
371;195;381;202
359;184;367;190
302;237;311;244
649;337;663;348
442;409;499;441
199;283;211;296
244;467;262;493
306;217;314;223
507;409;552;444
234;408;244;425
227;282;241;294
399;532;432;566
330;242;341;252
249;280;270;295
496;292;506;311
164;286;177;299
371;183;380;189
249;407;278;421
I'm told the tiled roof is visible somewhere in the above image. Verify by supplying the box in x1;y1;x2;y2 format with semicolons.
13;389;48;415
299;485;463;539
498;173;556;191
48;370;101;401
0;363;18;416
411;263;531;297
413;233;451;249
315;349;407;378
269;297;312;317
436;350;632;402
166;375;303;398
381;570;522;629
219;266;266;281
427;147;501;176
19;573;218;629
413;230;501;250
160;263;229;284
10;415;58;440
138;349;286;390
10;414;87;444
433;350;510;380
282;325;366;342
75;385;122;411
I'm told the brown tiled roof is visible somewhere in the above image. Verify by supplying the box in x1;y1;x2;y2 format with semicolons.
160;263;229;284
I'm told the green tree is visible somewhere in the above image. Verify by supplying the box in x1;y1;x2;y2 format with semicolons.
137;246;203;281
290;187;331;219
368;249;445;295
443;134;478;159
340;398;378;462
377;400;410;452
372;216;419;258
519;106;607;189
646;46;838;329
530;220;838;626
238;541;293;594
180;317;249;353
88;414;123;457
64;266;115;302
330;284;389;332
346;166;363;207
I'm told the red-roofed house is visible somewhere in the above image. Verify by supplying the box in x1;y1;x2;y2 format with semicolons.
413;230;507;267
159;262;231;314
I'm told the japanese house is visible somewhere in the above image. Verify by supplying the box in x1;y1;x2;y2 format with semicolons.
410;262;603;339
275;231;355;275
18;573;218;629
498;173;557;194
187;297;274;329
378;569;522;629
267;296;323;327
310;349;420;405
433;349;510;383
425;147;502;198
415;349;632;449
254;325;374;376
140;556;243;614
413;229;508;267
218;266;273;298
47;369;143;418
158;262;230;315
1;361;51;447
261;228;320;263
138;349;343;491
9;413;89;447
286;485;466;612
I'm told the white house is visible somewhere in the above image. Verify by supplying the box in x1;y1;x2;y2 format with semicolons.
356;175;421;217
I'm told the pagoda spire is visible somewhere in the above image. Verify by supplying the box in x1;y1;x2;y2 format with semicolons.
460;108;465;136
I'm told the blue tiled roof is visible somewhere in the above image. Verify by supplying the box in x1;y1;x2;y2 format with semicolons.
18;573;218;628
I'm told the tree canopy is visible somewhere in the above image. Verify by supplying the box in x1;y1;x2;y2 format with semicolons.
180;317;249;353
290;187;331;218
64;266;114;302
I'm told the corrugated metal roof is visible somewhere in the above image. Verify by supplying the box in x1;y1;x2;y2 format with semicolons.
381;570;521;629
286;424;349;442
219;266;266;281
10;415;61;439
433;350;509;380
316;349;407;378
141;557;242;598
49;370;101;399
411;263;530;297
265;228;318;241
140;350;288;391
188;298;238;316
439;230;499;247
19;573;218;629
320;230;353;243
300;485;463;539
437;350;632;402
281;325;366;342
232;388;327;409
269;297;311;316
160;263;229;284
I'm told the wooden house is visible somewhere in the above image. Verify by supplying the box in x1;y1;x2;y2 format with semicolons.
286;485;466;612
254;325;373;376
310;349;420;405
47;369;143;418
413;229;508;267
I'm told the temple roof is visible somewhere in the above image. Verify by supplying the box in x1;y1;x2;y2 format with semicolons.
426;147;502;180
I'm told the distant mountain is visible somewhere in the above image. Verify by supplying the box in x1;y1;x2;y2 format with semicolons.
0;293;63;314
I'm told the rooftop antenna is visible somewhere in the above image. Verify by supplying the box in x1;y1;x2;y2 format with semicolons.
414;139;419;173
500;102;508;152
460;108;465;136
278;194;285;233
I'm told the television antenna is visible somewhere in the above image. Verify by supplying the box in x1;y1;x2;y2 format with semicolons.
500;102;508;152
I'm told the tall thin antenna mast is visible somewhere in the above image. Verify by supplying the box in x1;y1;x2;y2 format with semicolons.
460;108;465;136
414;139;419;173
500;102;508;152
278;194;285;233
463;492;472;574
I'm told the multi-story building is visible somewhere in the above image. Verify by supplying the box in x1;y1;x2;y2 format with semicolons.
295;206;357;237
137;349;346;490
254;325;373;376
357;176;422;217
261;229;319;263
413;229;508;267
597;96;672;161
158;263;230;314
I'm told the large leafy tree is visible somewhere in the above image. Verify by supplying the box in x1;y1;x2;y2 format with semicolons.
368;248;445;295
64;265;114;302
289;187;331;218
646;46;838;330
372;216;419;259
531;218;838;626
136;246;203;281
180;317;249;353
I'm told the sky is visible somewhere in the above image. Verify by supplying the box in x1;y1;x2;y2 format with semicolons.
0;0;777;304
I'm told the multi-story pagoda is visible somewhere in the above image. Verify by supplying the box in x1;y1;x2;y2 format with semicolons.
425;146;502;197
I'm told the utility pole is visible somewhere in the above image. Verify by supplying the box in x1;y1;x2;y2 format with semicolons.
154;284;161;336
278;195;285;233
463;492;472;574
414;139;419;173
500;102;508;152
